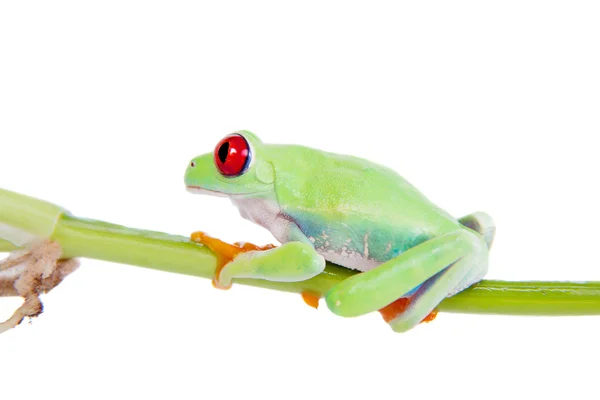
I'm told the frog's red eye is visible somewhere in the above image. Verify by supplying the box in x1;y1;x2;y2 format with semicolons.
214;134;251;177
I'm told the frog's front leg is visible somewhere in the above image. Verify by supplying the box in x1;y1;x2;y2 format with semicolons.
191;231;325;289
325;229;489;333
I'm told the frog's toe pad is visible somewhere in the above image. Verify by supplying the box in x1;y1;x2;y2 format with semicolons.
211;278;232;290
421;309;438;323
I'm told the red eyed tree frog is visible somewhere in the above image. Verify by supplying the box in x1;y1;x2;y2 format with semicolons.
184;131;495;332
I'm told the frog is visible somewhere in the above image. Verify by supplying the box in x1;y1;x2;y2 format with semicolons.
184;131;495;332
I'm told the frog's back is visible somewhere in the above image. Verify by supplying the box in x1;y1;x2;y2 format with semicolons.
269;144;462;271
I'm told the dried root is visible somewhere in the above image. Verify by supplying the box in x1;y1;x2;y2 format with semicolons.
0;240;79;333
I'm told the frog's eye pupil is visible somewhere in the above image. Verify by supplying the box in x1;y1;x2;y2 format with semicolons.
218;142;230;163
214;134;251;177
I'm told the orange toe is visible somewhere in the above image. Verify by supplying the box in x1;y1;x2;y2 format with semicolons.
191;231;241;288
301;291;321;309
421;309;438;323
378;297;411;323
234;241;277;251
192;231;242;259
379;297;439;325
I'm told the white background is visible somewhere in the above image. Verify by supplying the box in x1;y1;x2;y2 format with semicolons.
1;1;599;399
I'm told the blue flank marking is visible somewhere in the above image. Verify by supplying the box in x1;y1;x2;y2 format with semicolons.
287;210;432;297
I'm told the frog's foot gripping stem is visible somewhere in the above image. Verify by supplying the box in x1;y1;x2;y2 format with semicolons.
190;231;275;289
0;240;79;334
190;232;326;290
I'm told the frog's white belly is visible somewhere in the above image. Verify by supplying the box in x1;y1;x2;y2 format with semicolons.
232;197;381;272
232;197;292;243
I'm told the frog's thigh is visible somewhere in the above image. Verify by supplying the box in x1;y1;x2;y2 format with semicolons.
325;229;484;319
459;211;495;250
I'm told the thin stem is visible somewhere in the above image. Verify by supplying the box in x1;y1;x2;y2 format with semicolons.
2;187;600;315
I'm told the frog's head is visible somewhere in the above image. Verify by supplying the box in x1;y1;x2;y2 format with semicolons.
184;130;276;198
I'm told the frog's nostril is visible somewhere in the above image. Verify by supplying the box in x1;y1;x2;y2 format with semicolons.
190;161;196;168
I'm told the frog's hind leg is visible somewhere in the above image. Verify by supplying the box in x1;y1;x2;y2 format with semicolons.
325;229;488;332
459;212;495;250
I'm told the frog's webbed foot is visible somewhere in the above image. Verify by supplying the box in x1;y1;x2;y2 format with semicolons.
190;232;325;290
0;240;79;333
190;232;275;289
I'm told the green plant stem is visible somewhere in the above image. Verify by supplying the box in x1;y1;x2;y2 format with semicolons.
2;187;600;315
0;239;17;252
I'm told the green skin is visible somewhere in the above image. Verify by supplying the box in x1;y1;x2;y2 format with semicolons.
184;131;495;332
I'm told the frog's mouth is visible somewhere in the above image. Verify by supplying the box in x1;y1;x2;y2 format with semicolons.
186;185;229;197
186;185;258;198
